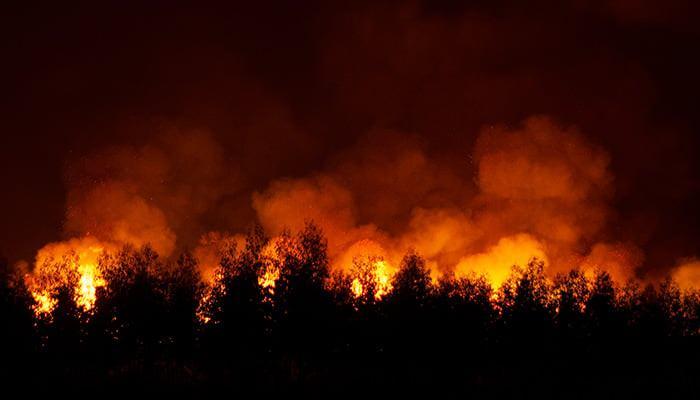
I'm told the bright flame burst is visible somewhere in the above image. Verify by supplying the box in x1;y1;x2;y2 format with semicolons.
258;264;280;293
257;239;284;295
28;237;109;315
351;259;394;300
32;292;57;315
75;261;105;310
454;234;548;289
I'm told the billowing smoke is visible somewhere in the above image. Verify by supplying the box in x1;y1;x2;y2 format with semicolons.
62;129;239;257
251;116;648;284
672;258;700;291
5;1;699;295
22;117;696;291
465;116;641;282
30;129;242;287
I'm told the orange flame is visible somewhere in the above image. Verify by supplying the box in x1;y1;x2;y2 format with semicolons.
28;237;111;315
257;239;287;295
258;264;280;293
455;234;548;289
350;259;394;300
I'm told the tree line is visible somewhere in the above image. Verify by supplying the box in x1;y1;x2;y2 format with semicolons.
1;222;699;395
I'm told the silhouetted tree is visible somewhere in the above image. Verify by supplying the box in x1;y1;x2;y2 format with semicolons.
343;255;392;360
204;225;268;366
499;259;555;339
435;273;494;345
28;255;84;361
162;251;204;358
553;269;589;337
657;278;684;336
275;222;333;362
384;251;433;376
682;289;700;336
100;245;167;365
5;226;700;393
585;270;620;338
617;279;642;336
325;268;355;353
389;251;432;307
634;283;667;338
349;255;385;309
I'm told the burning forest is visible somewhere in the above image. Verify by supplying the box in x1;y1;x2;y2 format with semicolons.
2;0;700;396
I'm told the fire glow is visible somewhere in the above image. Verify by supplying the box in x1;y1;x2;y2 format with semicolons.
19;117;700;317
28;237;110;315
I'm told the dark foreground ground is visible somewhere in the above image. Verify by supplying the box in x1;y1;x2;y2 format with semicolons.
4;336;699;398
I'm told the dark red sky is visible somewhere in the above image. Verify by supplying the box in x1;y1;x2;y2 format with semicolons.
2;1;699;275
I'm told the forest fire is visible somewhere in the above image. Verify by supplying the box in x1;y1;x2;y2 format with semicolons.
27;237;111;315
19;114;700;311
74;260;104;310
258;265;280;293
351;259;394;300
454;234;548;289
20;227;700;316
3;1;700;394
257;237;294;295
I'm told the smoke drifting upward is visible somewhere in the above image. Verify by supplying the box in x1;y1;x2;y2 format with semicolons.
62;130;239;257
251;116;644;285
3;1;700;291
27;115;689;289
467;117;622;280
673;259;700;291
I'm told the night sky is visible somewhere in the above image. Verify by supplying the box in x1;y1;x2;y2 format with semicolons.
2;1;699;278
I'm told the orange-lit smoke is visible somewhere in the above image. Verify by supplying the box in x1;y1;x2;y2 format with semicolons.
64;130;239;257
672;259;700;292
27;130;241;312
580;242;645;284
26;115;695;306
194;231;245;284
28;236;115;314
454;234;548;289
252;116;645;288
